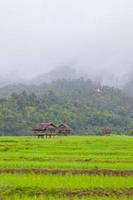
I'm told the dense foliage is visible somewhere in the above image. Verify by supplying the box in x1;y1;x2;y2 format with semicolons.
0;79;133;135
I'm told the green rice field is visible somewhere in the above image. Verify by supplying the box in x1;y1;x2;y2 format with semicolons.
0;135;132;199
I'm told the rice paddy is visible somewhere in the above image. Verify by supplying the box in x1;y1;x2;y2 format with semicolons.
0;135;132;199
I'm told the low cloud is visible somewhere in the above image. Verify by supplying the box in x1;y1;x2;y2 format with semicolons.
0;0;133;86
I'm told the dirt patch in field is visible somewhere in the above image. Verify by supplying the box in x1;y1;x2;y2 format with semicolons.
0;169;133;176
4;188;133;198
59;188;133;197
69;188;133;198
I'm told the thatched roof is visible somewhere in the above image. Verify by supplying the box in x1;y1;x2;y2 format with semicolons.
34;123;57;131
58;124;72;131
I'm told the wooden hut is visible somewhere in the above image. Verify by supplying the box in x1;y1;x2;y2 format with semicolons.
57;124;72;136
33;123;57;138
100;127;112;136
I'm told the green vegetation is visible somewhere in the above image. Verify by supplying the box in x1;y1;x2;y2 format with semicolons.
0;136;132;170
0;79;133;135
0;173;132;190
0;174;133;198
0;136;132;199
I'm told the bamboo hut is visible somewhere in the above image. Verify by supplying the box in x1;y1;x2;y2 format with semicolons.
57;124;72;135
33;123;57;138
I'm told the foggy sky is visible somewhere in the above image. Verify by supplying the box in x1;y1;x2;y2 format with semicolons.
0;0;133;85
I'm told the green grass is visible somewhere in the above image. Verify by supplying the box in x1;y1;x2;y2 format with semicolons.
0;174;132;190
0;135;132;199
0;160;132;170
0;174;132;199
0;136;132;170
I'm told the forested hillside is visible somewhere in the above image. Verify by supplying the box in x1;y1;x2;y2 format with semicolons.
0;79;133;135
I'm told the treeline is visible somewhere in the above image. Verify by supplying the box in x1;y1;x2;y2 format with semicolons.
0;79;133;135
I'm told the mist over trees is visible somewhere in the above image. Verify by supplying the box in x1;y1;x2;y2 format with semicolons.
0;65;133;92
0;79;133;135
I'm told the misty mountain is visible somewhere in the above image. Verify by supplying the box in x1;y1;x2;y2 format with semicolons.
30;65;126;87
0;65;132;98
30;66;86;84
0;66;83;87
23;66;133;98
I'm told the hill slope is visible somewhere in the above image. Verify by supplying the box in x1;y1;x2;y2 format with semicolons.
0;79;133;135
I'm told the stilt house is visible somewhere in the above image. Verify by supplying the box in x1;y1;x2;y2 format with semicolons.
57;124;72;135
33;123;57;137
